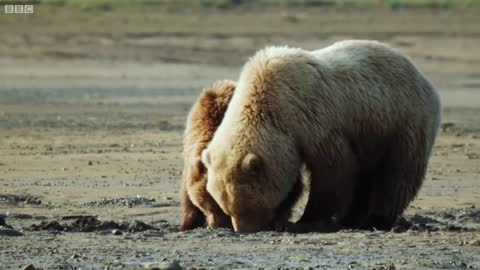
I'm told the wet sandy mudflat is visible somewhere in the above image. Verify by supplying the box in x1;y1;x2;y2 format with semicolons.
1;75;479;269
1;5;480;270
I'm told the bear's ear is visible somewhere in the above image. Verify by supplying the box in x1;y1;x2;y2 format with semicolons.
242;153;263;174
201;149;211;168
192;158;206;176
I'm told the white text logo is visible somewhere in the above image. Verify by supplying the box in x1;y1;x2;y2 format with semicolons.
4;5;34;14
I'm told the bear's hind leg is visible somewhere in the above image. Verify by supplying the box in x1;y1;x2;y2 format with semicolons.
298;137;357;227
339;171;374;228
365;132;429;230
297;169;352;224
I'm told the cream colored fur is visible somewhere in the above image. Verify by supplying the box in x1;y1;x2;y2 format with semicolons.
202;40;441;232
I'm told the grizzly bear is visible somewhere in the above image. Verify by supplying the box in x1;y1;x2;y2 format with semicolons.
201;40;441;232
180;80;236;231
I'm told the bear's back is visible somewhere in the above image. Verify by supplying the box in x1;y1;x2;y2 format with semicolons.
311;40;439;130
183;80;236;158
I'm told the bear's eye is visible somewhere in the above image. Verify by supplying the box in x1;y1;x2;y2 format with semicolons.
242;153;263;175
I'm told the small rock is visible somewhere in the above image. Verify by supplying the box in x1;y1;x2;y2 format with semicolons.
70;253;81;260
1;194;42;205
0;228;24;237
112;229;122;235
144;261;184;270
24;197;42;205
29;220;64;231
466;153;480;159
410;214;440;224
143;231;164;238
469;239;480;246
441;122;455;132
88;161;93;166
129;220;155;233
23;264;36;270
0;216;6;226
450;143;465;148
348;262;358;269
8;213;35;220
372;265;396;270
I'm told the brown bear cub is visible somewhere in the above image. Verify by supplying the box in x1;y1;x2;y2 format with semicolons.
180;80;236;231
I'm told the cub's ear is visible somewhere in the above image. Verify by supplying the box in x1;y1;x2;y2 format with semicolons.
201;149;211;168
192;158;206;176
242;153;263;174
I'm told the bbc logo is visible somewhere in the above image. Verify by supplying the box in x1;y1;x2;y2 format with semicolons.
4;5;34;14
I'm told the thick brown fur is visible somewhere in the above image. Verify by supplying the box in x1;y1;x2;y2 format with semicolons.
180;80;236;231
202;41;441;232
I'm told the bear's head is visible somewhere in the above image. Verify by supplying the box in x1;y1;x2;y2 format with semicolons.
186;157;232;229
202;131;301;232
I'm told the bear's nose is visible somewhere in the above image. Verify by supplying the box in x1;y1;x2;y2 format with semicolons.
231;216;268;233
231;217;259;232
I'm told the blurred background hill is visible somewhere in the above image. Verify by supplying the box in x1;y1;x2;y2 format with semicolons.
0;0;479;67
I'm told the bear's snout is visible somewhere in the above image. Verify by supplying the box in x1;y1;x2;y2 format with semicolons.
231;211;273;233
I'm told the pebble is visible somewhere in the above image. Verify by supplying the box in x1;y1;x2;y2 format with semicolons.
143;231;164;238
112;229;122;235
348;263;357;269
466;153;480;159
441;122;455;132
129;220;155;232
0;216;6;226
144;261;184;270
469;239;480;246
23;264;36;270
0;228;24;237
70;253;81;260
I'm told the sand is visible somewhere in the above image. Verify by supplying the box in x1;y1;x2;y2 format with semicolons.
0;6;479;270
